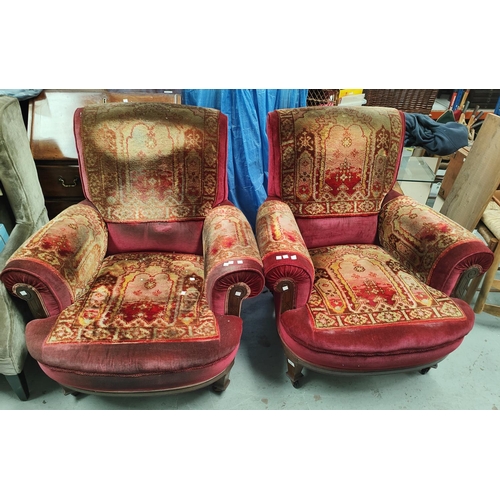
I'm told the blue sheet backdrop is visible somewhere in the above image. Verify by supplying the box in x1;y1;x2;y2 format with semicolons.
182;89;308;227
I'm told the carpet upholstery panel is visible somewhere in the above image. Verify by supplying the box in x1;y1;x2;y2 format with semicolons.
267;106;404;217
45;252;218;345
278;244;474;359
379;195;495;294
74;103;228;225
1;203;108;315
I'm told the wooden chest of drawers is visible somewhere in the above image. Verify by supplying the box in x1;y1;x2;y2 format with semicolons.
28;89;182;218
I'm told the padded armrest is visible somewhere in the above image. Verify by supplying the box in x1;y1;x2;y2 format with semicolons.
256;199;315;309
0;223;34;270
203;203;264;316
378;195;494;296
0;203;108;317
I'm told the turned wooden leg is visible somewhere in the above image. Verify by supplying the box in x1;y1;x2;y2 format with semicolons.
212;361;234;393
5;372;29;401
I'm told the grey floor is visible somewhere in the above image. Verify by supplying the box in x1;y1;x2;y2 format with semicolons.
1;286;500;411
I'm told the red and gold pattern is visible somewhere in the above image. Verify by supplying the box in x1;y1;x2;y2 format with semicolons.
204;204;262;278
6;204;108;301
379;195;481;283
46;252;218;344
307;245;465;330
271;106;404;216
256;199;312;259
77;103;224;222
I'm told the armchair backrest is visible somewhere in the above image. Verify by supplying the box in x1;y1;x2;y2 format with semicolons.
74;103;228;255
266;106;405;248
0;95;49;383
0;96;48;244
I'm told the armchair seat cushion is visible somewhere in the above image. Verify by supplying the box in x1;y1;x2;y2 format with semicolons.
24;252;242;392
278;244;475;372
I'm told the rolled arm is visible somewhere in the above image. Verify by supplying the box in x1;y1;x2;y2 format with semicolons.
203;203;264;316
256;199;315;311
378;195;494;297
0;203;108;317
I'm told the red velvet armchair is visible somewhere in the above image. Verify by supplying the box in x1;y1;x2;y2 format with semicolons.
256;106;493;386
0;102;264;396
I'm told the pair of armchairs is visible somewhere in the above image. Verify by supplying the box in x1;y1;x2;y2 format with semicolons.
0;102;493;398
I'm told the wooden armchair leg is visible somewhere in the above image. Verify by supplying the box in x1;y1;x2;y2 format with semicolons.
61;385;81;396
281;343;305;387
5;372;29;401
285;355;304;388
464;274;483;304
212;361;234;393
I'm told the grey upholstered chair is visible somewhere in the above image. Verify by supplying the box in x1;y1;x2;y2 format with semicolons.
0;95;48;400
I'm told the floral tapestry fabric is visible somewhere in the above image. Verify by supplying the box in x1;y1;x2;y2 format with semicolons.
256;199;315;307
256;199;312;259
203;204;265;314
203;204;263;281
76;103;226;223
45;252;218;344
307;244;466;330
268;106;404;217
379;195;483;283
2;204;108;303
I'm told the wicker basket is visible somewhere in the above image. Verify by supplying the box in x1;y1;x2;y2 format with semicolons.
307;89;339;107
364;89;438;114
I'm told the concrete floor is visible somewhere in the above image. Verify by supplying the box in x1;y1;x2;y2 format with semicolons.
1;286;500;411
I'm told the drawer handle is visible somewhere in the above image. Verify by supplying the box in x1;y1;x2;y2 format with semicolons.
58;176;79;188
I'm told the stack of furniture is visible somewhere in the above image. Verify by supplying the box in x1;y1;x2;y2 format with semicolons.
465;196;500;315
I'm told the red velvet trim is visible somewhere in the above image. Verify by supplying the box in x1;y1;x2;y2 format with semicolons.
217;112;229;202
381;189;403;207
1;260;73;316
106;220;205;255
427;239;494;295
279;325;463;372
266;111;282;198
25;314;242;391
37;350;237;393
278;297;474;361
262;253;314;308
296;214;379;248
205;259;265;315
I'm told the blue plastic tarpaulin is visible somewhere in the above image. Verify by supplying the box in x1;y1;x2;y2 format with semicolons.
182;89;308;227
